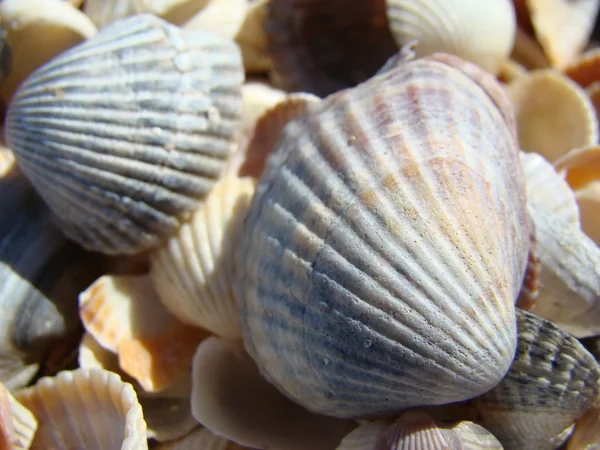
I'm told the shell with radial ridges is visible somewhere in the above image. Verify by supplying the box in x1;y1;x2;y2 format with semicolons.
235;51;530;419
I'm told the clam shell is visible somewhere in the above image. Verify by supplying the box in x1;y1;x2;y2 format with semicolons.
507;69;599;162
157;428;246;450
264;0;398;96
469;308;600;450
5;13;244;255
236;52;530;418
190;337;355;450
0;0;97;103
15;368;148;450
150;176;255;338
567;404;600;449
235;0;271;73
0;381;37;450
386;0;516;74
79;274;210;392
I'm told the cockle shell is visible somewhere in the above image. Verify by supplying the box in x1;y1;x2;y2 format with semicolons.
150;176;255;338
5;13;244;255
83;0;191;28
0;381;37;450
79;274;210;391
15;368;148;450
507;70;599;162
0;0;97;103
386;0;516;74
264;0;398;96
235;51;530;418
467;308;600;450
337;411;502;450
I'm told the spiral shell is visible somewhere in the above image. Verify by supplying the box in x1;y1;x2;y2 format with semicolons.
5;13;244;254
235;52;530;418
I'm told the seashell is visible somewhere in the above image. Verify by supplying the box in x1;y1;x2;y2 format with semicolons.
5;13;244;255
555;145;600;246
516;219;540;311
0;165;102;390
15;368;148;450
264;0;399;97
497;59;527;85
0;0;97;103
567;404;600;450
586;81;600;124
157;427;247;450
337;411;502;450
507;69;599;162
176;0;248;39
235;0;271;73
522;152;600;337
386;0;516;74
0;381;37;450
510;27;550;70
467;308;600;450
79;274;210;392
190;337;356;450
564;48;600;88
235;51;530;418
150;176;255;338
83;0;190;28
526;0;600;68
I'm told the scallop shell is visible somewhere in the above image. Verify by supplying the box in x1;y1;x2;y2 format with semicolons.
79;274;210;392
567;405;600;450
157;428;247;450
235;52;530;418
5;13;244;255
337;412;502;450
264;0;398;96
15;368;148;450
0;381;37;450
235;0;271;73
0;0;97;103
190;337;355;450
150;176;255;338
469;308;600;450
526;0;600;68
386;0;516;74
507;69;599;162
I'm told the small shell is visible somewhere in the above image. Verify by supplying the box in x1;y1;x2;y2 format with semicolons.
79;274;210;391
526;0;600;68
564;48;600;88
337;411;502;450
236;52;530;418
507;69;599;162
157;428;247;450
567;405;600;450
386;0;516;74
150;176;255;338
235;0;271;73
190;337;356;450
469;308;600;450
264;0;398;96
0;382;37;450
5;13;244;255
0;0;97;103
15;368;148;450
177;0;248;39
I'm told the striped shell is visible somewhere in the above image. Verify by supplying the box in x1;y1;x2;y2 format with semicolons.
235;52;530;418
5;13;244;255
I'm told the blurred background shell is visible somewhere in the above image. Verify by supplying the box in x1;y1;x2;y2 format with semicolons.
386;0;516;74
236;52;530;418
4;13;244;255
0;381;37;450
15;368;148;450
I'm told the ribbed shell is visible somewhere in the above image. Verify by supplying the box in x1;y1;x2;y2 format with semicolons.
0;381;37;450
472;308;600;450
5;13;244;255
236;53;530;418
386;0;516;74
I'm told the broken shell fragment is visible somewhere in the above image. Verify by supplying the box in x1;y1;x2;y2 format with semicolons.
507;69;599;162
79;274;210;391
386;0;516;74
15;368;148;450
150;176;255;338
5;13;244;255
0;381;37;450
236;52;530;418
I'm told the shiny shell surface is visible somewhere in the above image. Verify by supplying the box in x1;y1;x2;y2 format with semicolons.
235;52;530;418
5;13;244;255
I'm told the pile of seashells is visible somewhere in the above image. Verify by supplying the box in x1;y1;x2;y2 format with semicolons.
3;0;600;448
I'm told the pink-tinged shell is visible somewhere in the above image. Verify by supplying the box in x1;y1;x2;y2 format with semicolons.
235;52;530;418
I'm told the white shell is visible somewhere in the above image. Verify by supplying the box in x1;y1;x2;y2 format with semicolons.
0;381;37;450
5;13;244;255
